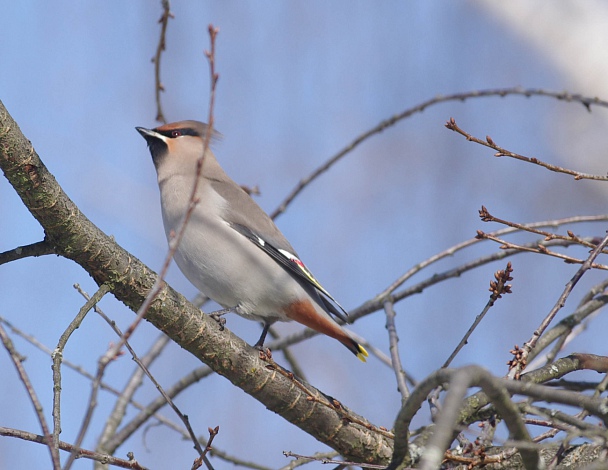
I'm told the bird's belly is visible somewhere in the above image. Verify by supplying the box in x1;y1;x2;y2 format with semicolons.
170;219;300;323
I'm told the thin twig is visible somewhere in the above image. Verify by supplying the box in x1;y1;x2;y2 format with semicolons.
65;339;124;470
0;315;185;436
0;426;147;469
153;0;173;123
282;450;386;469
0;325;61;469
86;288;210;466
478;206;603;251
547;364;608;468
0;239;55;265
443;262;513;368
192;426;219;470
508;231;608;379
476;230;608;270
389;366;545;470
271;88;608;220
377;214;608;299
103;365;212;452
446;117;608;181
96;332;170;455
56;283;111;470
208;446;271;470
526;404;603;438
384;300;409;402
128;355;208;463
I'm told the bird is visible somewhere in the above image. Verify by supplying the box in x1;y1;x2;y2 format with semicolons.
136;120;368;362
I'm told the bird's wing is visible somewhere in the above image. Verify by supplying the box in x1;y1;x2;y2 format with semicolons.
207;177;298;253
207;176;349;321
229;222;349;322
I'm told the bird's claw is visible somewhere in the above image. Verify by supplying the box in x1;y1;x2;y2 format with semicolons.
209;307;231;331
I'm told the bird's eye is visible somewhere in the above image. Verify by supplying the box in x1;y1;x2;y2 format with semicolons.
171;130;182;137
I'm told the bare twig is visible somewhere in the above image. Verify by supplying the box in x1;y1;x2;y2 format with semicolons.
192;426;219;470
83;288;211;466
457;354;608;431
55;283;111;470
508;231;608;379
153;0;173;123
443;262;513;368
0;239;55;265
476;230;608;270
377;214;608;299
209;447;271;470
478;206;603;251
546;359;608;468
423;369;536;470
280;451;340;470
129;357;210;466
389;366;549;470
0;314;186;436
282;450;386;469
527;292;608;368
96;332;170;454
0;426;147;469
526;404;605;439
96;24;222;468
103;365;212;452
271;88;608;220
390;361;608;470
0;325;60;469
443;448;516;468
384;300;409;402
446;117;608;181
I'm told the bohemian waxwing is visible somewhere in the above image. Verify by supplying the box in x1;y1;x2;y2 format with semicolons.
136;120;368;362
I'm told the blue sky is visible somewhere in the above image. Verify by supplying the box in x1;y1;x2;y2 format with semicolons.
2;2;608;469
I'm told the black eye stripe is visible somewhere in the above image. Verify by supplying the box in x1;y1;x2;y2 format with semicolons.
156;128;199;138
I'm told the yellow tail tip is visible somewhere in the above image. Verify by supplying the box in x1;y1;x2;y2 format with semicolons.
356;345;369;363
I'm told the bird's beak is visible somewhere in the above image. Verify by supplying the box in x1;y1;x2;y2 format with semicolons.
135;126;156;139
136;127;168;148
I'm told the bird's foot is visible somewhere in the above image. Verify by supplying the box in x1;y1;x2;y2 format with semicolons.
258;347;272;361
253;322;271;350
209;307;232;331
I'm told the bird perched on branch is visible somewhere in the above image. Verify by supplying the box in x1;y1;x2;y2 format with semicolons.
136;120;368;362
